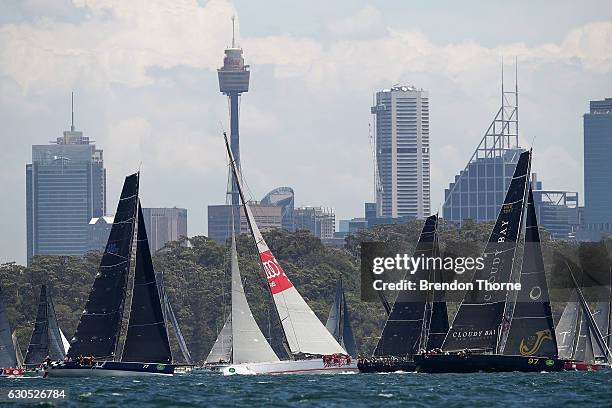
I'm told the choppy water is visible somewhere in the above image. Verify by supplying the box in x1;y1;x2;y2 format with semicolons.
2;370;612;407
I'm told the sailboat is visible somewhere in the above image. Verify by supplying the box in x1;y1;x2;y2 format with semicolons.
325;277;357;357
0;284;25;377
359;214;448;373
416;150;566;373
557;261;612;371
220;133;357;375
199;219;280;373
45;173;175;377
24;285;66;368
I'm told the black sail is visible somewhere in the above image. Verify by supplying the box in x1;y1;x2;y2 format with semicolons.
67;173;139;360
325;278;357;356
24;285;65;366
442;150;531;353
0;287;17;368
373;214;438;357
502;187;558;358
121;204;172;364
341;292;357;356
425;228;449;350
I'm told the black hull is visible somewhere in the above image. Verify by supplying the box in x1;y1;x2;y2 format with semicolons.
46;361;175;377
414;354;566;373
358;358;416;373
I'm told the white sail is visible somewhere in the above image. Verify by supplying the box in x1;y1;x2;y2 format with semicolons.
556;291;579;360
224;134;345;356
12;332;23;367
59;328;70;354
230;232;279;363
205;316;232;364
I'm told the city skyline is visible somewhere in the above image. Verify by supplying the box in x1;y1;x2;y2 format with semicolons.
1;0;612;264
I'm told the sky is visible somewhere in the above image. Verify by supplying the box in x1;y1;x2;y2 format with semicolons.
1;0;611;264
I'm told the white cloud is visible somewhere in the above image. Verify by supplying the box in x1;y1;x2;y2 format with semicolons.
327;5;386;37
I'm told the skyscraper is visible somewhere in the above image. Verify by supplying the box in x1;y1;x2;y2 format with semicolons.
26;94;106;262
371;85;430;219
141;207;188;252
294;206;335;240
208;202;281;243
442;70;523;222
583;98;612;233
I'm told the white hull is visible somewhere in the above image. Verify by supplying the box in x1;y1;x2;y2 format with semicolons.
192;365;228;374
222;359;358;376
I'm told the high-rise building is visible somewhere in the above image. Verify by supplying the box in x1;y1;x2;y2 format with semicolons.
141;207;188;253
294;206;335;240
442;71;524;222
531;174;579;240
371;85;430;219
208;203;281;243
87;215;114;252
26;94;106;262
583;98;612;234
261;187;295;232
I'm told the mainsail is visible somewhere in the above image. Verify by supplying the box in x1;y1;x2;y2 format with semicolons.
502;187;558;358
67;173;139;360
325;277;357;356
374;214;438;357
555;291;580;360
24;285;65;366
206;316;232;363
122;204;172;364
224;133;345;356
229;231;280;363
442;150;531;353
0;287;18;368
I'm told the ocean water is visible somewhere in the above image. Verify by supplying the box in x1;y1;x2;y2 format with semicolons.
2;370;612;407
